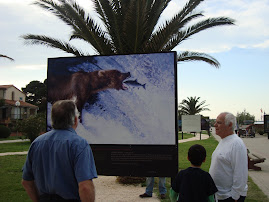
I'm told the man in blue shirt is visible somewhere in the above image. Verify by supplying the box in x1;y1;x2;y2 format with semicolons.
22;100;98;201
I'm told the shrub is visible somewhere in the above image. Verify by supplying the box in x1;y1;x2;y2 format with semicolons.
18;112;46;142
8;123;17;132
0;125;11;138
116;176;146;185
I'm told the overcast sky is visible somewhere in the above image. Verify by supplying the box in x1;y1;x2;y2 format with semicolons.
1;0;268;120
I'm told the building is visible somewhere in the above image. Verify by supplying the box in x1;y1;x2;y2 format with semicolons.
0;85;38;125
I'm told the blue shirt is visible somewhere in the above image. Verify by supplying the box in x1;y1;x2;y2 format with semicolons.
22;128;97;200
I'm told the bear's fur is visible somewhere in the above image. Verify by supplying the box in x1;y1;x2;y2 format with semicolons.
48;69;131;122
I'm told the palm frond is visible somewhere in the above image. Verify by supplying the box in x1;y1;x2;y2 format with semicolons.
23;0;235;69
33;0;72;27
33;0;113;55
61;0;114;54
147;0;204;52
93;0;126;53
179;96;210;115
184;16;235;39
140;0;171;51
0;54;14;61
164;17;235;51
177;51;220;68
123;0;151;53
22;34;86;56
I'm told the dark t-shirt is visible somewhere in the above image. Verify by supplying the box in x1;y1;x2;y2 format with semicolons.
172;167;218;202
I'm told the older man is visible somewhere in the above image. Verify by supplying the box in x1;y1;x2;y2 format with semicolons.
22;100;97;202
210;112;248;202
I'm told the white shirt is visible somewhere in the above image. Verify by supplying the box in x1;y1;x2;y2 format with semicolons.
209;134;248;200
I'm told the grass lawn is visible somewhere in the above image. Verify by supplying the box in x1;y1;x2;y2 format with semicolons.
0;136;268;201
0;155;31;201
177;137;217;171
0;142;31;153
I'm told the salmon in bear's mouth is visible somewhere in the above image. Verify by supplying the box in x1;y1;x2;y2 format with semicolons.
122;72;131;90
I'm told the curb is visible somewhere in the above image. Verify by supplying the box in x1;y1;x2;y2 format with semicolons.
0;139;30;144
0;151;28;156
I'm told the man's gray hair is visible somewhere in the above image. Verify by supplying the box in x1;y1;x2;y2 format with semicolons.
222;112;236;131
51;100;78;129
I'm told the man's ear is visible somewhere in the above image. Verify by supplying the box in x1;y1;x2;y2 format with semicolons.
203;157;206;162
73;116;78;129
229;122;233;130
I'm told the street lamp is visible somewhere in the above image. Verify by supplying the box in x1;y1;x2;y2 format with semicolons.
15;101;20;136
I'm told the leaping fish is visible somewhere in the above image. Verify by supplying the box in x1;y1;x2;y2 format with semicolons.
123;79;146;89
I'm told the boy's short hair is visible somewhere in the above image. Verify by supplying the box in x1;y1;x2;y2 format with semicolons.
188;144;206;166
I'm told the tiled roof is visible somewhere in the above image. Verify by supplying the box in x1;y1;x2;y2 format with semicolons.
4;99;38;108
0;85;13;89
0;85;26;94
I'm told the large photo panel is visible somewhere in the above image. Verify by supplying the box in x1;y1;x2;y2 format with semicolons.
47;52;177;145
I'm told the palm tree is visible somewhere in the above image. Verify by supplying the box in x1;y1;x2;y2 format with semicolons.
22;0;235;67
0;54;14;61
179;96;209;115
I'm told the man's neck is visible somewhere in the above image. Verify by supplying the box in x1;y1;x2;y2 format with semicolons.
221;132;234;139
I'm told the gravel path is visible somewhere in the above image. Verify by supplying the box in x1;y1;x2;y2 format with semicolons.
94;176;160;202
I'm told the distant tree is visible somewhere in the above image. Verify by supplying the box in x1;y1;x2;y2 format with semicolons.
22;79;47;112
179;96;210;115
236;110;255;125
0;54;14;61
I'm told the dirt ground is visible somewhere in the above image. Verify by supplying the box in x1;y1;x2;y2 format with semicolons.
94;176;161;202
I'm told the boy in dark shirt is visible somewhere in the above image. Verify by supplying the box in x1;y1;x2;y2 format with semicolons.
170;144;218;202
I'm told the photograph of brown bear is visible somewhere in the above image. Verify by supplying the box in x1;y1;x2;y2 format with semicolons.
48;69;131;123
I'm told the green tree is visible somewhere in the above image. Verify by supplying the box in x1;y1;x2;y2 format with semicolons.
22;79;47;112
179;96;210;115
236;110;255;125
0;54;14;61
22;0;235;67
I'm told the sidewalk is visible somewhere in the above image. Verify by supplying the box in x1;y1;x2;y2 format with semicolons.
178;133;209;143
241;134;269;199
211;128;269;199
0;139;30;144
0;134;209;156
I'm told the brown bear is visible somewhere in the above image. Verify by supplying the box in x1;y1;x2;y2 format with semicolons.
48;69;131;122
